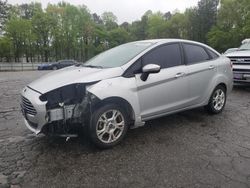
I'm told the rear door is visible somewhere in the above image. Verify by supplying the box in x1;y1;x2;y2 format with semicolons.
182;43;218;105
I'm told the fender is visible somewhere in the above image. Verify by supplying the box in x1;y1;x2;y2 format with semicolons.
86;76;144;127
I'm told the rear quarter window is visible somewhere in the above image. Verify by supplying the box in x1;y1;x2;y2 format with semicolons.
207;49;219;59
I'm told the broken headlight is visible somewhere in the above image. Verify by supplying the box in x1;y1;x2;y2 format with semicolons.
39;83;86;110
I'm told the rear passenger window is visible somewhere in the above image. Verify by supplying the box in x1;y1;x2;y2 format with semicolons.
142;43;182;69
183;43;210;64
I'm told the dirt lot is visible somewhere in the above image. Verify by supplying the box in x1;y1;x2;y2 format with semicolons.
0;71;250;188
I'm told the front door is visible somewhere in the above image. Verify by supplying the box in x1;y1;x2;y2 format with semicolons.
135;43;189;120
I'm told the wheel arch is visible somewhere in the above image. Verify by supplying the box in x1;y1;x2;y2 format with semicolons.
92;96;135;125
204;73;231;106
208;82;228;100
217;83;227;92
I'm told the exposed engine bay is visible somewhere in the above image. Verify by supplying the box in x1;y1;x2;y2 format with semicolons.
37;83;99;136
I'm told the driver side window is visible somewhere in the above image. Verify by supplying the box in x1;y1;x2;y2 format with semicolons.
123;43;183;78
142;43;182;69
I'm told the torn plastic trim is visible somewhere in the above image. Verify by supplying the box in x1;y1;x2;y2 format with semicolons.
40;90;101;136
44;90;100;124
39;81;99;110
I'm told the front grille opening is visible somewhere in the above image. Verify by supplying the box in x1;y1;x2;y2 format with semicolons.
21;96;37;115
229;57;250;65
233;68;250;72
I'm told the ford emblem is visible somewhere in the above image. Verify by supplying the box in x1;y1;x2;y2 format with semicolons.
236;59;245;63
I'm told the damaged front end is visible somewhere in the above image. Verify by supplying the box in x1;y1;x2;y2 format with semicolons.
21;83;100;137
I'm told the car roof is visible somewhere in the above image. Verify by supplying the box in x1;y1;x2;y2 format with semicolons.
121;39;221;70
131;39;214;49
131;39;220;55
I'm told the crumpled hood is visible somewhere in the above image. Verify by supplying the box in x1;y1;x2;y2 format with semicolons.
28;66;124;94
225;50;250;57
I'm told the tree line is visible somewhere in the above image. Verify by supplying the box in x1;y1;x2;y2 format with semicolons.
0;0;249;62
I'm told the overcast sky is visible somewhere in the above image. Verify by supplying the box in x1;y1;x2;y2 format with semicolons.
8;0;199;23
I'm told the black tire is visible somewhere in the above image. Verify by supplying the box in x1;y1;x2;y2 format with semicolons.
205;85;226;114
88;103;129;149
52;66;57;70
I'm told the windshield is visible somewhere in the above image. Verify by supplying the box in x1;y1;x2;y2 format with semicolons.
239;43;250;51
83;42;154;68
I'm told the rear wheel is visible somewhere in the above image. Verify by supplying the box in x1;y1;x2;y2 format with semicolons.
88;104;129;149
205;85;226;114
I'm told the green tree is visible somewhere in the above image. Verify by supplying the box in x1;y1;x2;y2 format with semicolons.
0;36;12;61
130;11;150;40
32;10;55;62
5;17;33;62
183;8;199;40
166;13;187;38
0;0;10;34
1;0;249;62
109;27;131;47
197;0;219;43
182;0;219;42
147;12;167;38
207;0;250;52
19;2;42;20
102;12;118;31
77;5;95;61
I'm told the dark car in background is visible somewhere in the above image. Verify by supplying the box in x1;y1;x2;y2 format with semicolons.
38;60;77;70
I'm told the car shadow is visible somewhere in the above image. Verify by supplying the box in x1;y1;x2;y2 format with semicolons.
33;107;208;154
233;85;250;92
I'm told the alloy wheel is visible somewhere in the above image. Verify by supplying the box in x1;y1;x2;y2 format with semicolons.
212;89;225;111
96;110;125;144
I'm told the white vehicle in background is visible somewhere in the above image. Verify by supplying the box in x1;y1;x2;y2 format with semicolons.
226;39;250;85
224;48;238;54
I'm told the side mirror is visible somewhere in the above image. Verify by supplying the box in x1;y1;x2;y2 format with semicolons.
141;64;161;81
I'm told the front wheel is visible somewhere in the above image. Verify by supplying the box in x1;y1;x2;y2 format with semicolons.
205;85;226;114
88;104;129;149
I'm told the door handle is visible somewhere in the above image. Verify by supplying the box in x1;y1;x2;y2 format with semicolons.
208;65;215;70
175;72;185;78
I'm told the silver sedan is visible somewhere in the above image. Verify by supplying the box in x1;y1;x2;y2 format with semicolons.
21;39;233;148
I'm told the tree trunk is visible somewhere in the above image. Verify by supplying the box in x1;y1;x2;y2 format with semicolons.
84;37;88;61
25;48;29;63
45;50;48;62
80;38;84;62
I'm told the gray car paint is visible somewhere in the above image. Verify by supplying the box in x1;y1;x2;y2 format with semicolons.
29;66;124;94
21;39;233;134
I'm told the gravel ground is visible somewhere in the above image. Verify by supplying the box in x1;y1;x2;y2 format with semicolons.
0;71;250;188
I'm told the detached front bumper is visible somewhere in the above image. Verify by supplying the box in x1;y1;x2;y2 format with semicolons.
21;87;47;134
21;86;92;135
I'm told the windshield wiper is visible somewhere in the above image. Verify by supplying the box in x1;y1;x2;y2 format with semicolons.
81;65;104;69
